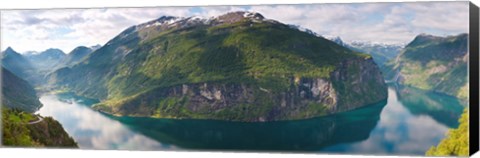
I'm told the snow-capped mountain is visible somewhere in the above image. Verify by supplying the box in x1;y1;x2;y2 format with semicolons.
287;24;320;37
326;36;404;66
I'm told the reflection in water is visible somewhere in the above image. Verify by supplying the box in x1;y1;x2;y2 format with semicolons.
394;85;465;128
109;100;386;151
37;95;175;150
323;87;461;155
37;85;464;155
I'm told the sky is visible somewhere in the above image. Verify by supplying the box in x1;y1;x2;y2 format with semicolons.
0;1;470;54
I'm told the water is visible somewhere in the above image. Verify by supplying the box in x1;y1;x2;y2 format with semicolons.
36;85;465;155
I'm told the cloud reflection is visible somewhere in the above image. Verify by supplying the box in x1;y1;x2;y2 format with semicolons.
38;95;173;150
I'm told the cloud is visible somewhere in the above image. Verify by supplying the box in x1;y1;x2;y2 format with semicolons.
1;2;469;53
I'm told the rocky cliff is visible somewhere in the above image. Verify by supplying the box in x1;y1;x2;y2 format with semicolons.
94;57;387;122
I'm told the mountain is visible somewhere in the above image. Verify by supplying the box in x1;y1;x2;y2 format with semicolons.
385;33;468;99
1;47;38;84
48;11;388;121
25;48;66;73
90;44;102;51
327;37;403;67
57;46;94;68
348;41;403;67
1;67;42;112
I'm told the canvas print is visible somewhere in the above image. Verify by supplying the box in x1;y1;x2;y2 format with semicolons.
0;1;474;156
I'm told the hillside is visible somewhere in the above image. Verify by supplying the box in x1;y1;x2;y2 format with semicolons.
48;11;388;121
385;33;468;99
1;67;77;147
1;67;42;113
2;108;78;147
25;48;66;74
56;46;93;68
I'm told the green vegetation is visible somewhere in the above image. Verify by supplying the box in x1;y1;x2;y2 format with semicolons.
2;67;42;113
396;85;465;128
2;108;78;147
1;108;38;146
426;108;469;156
387;33;468;99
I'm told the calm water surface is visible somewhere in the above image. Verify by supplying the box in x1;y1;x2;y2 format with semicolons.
37;85;465;155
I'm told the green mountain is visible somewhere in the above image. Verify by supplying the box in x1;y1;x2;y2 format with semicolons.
56;46;93;68
1;67;42;113
24;48;66;74
48;11;388;121
1;47;38;84
384;33;468;99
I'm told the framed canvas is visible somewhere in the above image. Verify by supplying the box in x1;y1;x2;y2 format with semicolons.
1;1;479;157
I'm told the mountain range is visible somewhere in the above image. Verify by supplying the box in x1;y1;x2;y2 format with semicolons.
24;48;66;73
327;36;404;67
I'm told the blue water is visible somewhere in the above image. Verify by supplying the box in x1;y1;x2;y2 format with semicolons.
37;85;465;155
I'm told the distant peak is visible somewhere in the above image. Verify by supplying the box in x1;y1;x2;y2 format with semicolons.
73;46;89;50
5;46;14;52
43;48;65;54
416;33;437;39
408;33;443;46
2;47;20;57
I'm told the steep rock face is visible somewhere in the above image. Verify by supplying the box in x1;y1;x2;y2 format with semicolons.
94;57;386;121
330;57;387;112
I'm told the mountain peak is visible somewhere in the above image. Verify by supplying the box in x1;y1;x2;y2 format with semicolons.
407;33;434;47
4;46;15;53
139;16;180;28
41;48;66;56
215;11;265;23
2;47;20;57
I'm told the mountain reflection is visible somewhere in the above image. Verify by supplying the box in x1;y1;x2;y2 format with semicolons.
109;100;387;151
393;84;464;128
